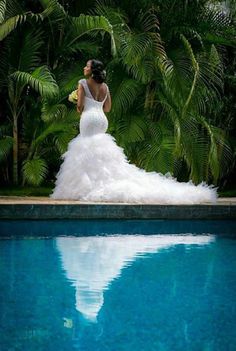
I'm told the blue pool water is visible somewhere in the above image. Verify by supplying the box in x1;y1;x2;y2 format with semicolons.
0;220;236;351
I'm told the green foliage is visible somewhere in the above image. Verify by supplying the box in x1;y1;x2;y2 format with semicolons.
11;66;59;98
39;0;67;18
22;158;48;186
0;185;53;196
0;0;235;190
41;103;68;122
16;30;44;72
111;79;143;117
0;0;44;41
0;0;118;185
0;14;29;40
0;0;7;24
0;136;13;161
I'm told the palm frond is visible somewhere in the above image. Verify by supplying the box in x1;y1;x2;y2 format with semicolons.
117;114;147;144
39;0;67;19
172;26;204;47
204;6;232;30
180;117;210;182
56;63;84;101
92;1;131;55
0;37;10;87
5;0;23;18
69;14;116;56
0;12;44;41
121;32;153;63
158;52;193;105
111;79;143;117
94;0;128;25
60;39;100;57
22;158;48;185
0;13;27;40
198;116;233;182
0;0;68;42
0;136;13;161
17;29;44;72
137;8;165;58
138;133;175;174
138;8;160;32
11;66;59;98
53;127;77;154
125;56;155;83
65;108;80;123
153;137;175;174
201;6;236;46
180;35;199;117
32;121;76;148
41;103;67;122
0;0;6;24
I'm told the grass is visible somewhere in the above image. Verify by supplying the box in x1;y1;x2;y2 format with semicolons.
218;189;236;197
0;185;53;197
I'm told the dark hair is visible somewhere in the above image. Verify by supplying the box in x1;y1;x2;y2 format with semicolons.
91;59;106;83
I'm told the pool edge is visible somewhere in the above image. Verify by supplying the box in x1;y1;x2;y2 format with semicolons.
0;201;236;219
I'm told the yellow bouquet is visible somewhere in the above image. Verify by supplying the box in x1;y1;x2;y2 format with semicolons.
68;90;78;104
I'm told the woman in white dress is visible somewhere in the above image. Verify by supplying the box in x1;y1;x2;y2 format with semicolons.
50;59;217;204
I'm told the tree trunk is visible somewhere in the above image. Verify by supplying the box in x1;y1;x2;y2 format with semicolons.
13;114;18;185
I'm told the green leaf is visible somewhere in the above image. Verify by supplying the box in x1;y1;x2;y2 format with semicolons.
39;0;66;19
0;136;13;161
198;117;233;182
17;29;44;72
5;0;23;18
0;12;44;41
0;14;26;40
118;114;147;143
112;79;142;117
0;0;7;24
22;158;48;185
57;63;84;101
53;128;76;154
11;66;59;98
41;103;67;122
33;121;76;148
70;14;116;56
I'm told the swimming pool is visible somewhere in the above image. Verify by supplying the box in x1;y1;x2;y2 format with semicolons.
0;220;236;350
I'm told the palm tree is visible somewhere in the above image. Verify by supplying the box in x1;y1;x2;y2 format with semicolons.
93;0;236;184
0;0;116;185
0;0;235;188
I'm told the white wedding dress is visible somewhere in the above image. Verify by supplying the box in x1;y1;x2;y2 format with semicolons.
51;79;217;204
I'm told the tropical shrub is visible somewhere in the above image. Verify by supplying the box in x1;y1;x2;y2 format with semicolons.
0;0;235;190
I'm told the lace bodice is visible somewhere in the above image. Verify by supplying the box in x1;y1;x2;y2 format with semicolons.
79;79;109;137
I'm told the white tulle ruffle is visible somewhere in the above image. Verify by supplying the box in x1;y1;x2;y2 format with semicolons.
51;133;217;204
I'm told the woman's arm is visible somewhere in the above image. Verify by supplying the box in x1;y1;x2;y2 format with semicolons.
77;84;85;113
103;90;112;113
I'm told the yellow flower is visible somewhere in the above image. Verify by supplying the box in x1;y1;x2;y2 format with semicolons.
68;90;78;104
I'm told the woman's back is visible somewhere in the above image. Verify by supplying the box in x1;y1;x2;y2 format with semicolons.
79;79;109;137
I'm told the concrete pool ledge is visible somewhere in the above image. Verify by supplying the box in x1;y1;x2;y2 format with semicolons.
0;196;236;219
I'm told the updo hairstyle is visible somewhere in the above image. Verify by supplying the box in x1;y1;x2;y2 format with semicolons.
91;59;106;83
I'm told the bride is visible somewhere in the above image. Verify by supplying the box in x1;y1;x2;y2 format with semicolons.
50;59;217;204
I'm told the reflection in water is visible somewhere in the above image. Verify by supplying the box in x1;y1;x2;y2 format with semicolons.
56;234;214;322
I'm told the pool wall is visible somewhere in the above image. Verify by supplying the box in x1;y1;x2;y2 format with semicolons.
0;202;236;219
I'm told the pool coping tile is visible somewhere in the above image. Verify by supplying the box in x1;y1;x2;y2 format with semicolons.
0;197;235;219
